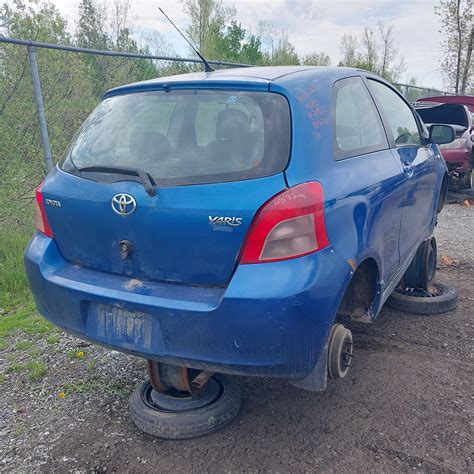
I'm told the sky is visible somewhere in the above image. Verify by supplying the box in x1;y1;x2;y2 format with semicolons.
50;0;446;90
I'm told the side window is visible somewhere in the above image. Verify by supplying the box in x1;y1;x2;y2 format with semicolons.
333;77;387;160
368;80;421;146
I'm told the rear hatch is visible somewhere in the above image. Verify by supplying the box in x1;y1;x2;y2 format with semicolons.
44;88;291;287
416;103;469;133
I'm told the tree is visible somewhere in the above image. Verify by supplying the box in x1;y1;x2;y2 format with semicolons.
302;52;331;66
339;34;358;67
213;21;264;65
378;22;396;79
258;21;300;65
436;0;473;94
75;0;157;94
0;0;95;227
109;0;133;47
181;0;235;59
76;0;109;50
142;29;192;75
338;24;405;81
360;27;378;71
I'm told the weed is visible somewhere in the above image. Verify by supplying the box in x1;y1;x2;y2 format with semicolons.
6;362;24;373
7;353;19;362
15;423;27;436
0;374;6;383
26;361;47;382
47;334;60;345
15;340;34;351
5;360;48;382
0;228;31;309
0;298;53;350
67;349;86;360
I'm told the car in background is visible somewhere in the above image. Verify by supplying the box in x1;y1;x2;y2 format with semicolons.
418;95;474;117
415;102;473;188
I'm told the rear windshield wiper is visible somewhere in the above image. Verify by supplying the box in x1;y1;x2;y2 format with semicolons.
77;165;157;197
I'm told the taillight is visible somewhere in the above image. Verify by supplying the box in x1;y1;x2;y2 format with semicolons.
35;185;53;238
240;182;329;264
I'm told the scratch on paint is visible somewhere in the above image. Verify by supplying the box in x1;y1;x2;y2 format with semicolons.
124;278;144;290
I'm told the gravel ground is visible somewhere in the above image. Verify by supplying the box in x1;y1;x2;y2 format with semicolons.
1;201;473;473
435;189;474;266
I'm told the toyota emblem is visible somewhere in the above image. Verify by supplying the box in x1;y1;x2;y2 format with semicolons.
111;193;136;216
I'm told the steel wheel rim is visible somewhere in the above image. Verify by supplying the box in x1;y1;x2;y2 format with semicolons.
395;282;446;298
142;378;223;413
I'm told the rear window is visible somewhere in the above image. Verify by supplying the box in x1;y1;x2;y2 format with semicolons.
61;90;291;186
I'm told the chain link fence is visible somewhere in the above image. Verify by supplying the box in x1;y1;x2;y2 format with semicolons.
392;83;452;103
0;36;455;232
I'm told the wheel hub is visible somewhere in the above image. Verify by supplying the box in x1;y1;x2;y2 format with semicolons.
147;360;214;397
147;378;221;412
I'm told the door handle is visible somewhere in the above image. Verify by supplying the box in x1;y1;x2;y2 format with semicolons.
402;161;414;177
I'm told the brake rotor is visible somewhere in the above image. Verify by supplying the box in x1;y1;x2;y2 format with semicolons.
147;360;213;397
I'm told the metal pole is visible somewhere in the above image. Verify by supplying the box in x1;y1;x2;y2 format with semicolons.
27;45;54;173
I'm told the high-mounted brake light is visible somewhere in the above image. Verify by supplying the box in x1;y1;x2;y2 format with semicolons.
240;182;329;264
35;185;53;238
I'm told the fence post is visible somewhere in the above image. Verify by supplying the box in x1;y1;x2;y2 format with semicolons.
27;45;53;173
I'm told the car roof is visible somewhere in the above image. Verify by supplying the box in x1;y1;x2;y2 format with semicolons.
104;66;378;98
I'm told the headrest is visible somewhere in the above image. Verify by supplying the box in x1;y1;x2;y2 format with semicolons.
215;109;250;140
129;131;171;156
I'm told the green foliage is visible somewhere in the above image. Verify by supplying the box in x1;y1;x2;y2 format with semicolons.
338;23;405;82
302;52;331;67
6;359;48;381
47;334;60;345
435;0;473;93
15;340;34;350
181;0;236;58
213;21;264;65
0;228;31;307
258;21;300;66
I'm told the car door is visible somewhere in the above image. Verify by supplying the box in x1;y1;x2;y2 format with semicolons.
366;78;438;265
325;76;405;285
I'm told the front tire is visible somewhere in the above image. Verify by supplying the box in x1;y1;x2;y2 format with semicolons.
460;170;472;189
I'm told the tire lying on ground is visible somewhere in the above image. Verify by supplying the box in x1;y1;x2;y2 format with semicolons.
386;282;458;315
130;373;241;440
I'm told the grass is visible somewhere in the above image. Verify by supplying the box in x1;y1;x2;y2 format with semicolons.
6;360;48;382
47;334;60;345
0;227;32;309
60;374;133;398
15;340;34;351
0;225;54;348
0;225;53;383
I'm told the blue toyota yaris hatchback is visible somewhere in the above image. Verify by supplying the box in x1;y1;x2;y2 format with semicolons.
25;66;454;438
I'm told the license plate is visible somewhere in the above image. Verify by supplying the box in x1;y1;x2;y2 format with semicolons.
87;303;162;353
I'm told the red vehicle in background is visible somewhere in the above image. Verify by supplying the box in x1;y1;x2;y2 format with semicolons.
415;96;474;189
418;95;474;115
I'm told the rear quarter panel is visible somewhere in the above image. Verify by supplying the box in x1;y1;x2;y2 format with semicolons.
272;71;406;315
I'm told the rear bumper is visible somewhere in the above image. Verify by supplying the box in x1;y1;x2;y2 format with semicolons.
24;233;352;379
441;148;471;174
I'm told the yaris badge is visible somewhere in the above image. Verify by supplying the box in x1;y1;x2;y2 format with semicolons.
111;193;136;216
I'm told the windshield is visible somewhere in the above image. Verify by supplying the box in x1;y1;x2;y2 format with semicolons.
61;90;291;186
